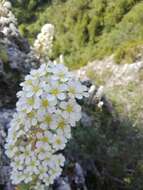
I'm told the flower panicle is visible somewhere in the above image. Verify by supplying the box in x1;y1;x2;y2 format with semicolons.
0;0;18;36
6;61;89;189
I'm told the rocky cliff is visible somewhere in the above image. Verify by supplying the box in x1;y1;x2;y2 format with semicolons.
1;25;143;190
0;32;39;108
78;55;143;128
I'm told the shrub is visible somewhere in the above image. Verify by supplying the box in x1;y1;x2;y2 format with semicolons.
0;46;8;63
114;40;143;64
65;100;143;189
11;0;143;68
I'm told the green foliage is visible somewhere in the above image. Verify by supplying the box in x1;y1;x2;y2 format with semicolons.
17;184;30;190
18;24;29;37
65;101;143;189
0;45;8;63
5;2;143;189
139;69;143;81
96;1;143;60
11;0;143;68
114;40;143;64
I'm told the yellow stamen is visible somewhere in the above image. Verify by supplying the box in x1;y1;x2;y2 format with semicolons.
26;79;32;85
69;87;75;94
45;115;52;125
51;88;59;96
42;99;49;107
32;85;40;93
58;120;65;130
27;111;35;118
41;137;49;143
56;138;61;145
66;105;73;113
27;97;34;106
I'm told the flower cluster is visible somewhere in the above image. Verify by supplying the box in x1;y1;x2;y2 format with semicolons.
33;24;54;60
5;61;88;189
0;0;18;36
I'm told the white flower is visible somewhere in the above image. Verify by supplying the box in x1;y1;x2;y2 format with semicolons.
38;163;49;180
5;143;18;158
23;170;33;184
68;80;89;99
33;23;54;60
20;145;33;164
39;112;57;130
10;155;24;170
24;79;43;97
2;26;9;35
39;93;57;113
49;164;62;179
60;99;81;126
3;1;11;9
11;170;24;185
48;80;67;100
96;86;104;99
53;154;65;167
27;157;40;175
88;85;96;95
36;140;52;160
0;17;9;24
41;23;54;34
97;101;104;108
5;54;89;188
0;0;18;36
30;69;43;78
36;131;53;144
34;182;45;190
55;116;71;138
17;96;41;113
51;63;71;82
52;133;67;151
18;110;38;128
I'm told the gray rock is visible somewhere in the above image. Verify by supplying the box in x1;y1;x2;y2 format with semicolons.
55;178;71;190
0;166;11;185
81;112;94;127
4;182;15;190
0;108;15;189
0;108;15;129
0;35;39;108
74;163;85;185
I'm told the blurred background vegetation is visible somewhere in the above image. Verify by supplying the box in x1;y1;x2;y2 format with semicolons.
11;0;143;68
4;1;143;189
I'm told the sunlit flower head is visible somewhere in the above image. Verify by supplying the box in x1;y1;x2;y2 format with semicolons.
0;0;18;36
33;23;54;60
5;59;89;189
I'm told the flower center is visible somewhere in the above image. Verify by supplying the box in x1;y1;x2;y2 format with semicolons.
69;87;76;94
51;88;59;96
41;137;49;143
27;97;35;106
56;138;61;145
26;80;33;85
42;99;49;107
32;85;40;93
59;72;64;78
58;120;65;129
45;115;52;125
27;111;35;118
31;160;36;167
66;105;73;113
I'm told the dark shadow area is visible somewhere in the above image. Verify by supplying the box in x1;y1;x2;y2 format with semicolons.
64;97;143;190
